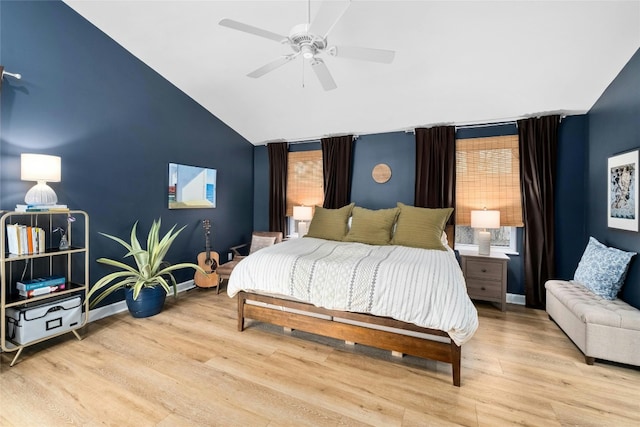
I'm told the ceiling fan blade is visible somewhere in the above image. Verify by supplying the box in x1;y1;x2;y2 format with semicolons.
330;45;395;64
310;58;337;91
247;55;297;78
308;0;351;38
219;18;287;43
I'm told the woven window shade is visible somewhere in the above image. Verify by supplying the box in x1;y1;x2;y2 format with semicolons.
286;150;324;217
456;135;523;227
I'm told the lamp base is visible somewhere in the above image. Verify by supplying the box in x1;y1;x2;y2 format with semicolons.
298;221;308;237
25;182;58;205
478;231;491;256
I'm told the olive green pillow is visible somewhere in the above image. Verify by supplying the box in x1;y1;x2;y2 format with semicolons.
390;203;453;250
305;203;355;241
344;206;399;245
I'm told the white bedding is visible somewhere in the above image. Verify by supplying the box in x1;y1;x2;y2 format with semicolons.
227;237;478;345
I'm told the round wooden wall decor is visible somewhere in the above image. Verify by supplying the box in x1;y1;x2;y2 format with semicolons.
372;163;392;183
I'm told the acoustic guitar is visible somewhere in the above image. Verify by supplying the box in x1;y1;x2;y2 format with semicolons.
194;219;221;289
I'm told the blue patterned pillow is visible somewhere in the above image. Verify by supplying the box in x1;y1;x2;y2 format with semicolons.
573;237;636;300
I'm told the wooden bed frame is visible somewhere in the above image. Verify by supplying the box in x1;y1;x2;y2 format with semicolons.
237;291;462;386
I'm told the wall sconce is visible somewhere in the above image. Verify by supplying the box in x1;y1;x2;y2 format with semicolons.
21;153;61;205
293;205;313;237
471;209;500;256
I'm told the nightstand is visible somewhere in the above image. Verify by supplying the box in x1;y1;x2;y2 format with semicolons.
458;249;509;311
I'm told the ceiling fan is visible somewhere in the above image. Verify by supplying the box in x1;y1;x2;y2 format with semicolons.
219;0;395;91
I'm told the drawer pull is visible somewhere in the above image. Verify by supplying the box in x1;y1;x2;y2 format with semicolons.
481;286;486;291
481;268;487;273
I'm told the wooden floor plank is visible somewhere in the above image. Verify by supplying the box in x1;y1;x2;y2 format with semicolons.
1;291;639;426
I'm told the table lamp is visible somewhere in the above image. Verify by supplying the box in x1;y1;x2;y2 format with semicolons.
293;205;313;237
471;209;500;256
21;153;61;205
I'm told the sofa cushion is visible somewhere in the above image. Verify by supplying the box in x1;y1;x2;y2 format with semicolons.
545;280;640;331
573;237;636;300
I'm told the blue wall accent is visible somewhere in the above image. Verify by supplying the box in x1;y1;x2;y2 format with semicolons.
351;132;415;209
587;48;640;309
555;115;589;280
0;1;255;305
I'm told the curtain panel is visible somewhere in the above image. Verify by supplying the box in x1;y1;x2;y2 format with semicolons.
321;135;354;209
414;126;456;224
518;115;560;309
268;142;288;234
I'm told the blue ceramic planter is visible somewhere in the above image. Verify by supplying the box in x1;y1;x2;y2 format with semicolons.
125;286;167;318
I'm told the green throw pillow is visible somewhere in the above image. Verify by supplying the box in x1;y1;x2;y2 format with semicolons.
305;203;355;241
344;206;399;245
390;203;453;250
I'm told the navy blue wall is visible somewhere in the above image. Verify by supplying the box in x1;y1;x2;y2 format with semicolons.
350;132;415;209
555;115;589;279
0;1;254;305
587;48;640;309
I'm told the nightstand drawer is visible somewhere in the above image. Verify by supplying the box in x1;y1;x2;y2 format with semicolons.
465;259;503;281
466;279;502;301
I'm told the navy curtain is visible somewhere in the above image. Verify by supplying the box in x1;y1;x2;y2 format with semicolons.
321;135;353;209
267;142;288;234
414;126;456;224
518;115;560;309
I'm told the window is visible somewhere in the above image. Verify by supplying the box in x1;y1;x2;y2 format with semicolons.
286;150;324;235
455;135;522;252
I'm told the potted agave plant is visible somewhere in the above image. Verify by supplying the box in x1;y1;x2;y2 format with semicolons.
88;219;205;318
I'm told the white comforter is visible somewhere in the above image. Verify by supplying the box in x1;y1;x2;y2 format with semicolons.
227;237;478;345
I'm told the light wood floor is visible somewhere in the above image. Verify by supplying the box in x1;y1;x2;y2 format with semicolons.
1;288;639;426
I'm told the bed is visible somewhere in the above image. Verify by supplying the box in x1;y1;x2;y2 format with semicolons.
226;203;479;386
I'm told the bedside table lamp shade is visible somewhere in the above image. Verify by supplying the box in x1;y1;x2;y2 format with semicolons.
293;205;313;237
21;154;61;205
471;209;500;256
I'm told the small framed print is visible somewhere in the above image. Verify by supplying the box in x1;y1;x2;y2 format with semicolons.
608;149;638;231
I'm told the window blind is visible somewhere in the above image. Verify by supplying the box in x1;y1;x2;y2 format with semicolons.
286;150;324;217
456;135;523;227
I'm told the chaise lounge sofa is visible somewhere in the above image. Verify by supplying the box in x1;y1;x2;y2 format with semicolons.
546;279;640;366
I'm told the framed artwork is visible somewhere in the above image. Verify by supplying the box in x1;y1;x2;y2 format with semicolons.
607;150;638;231
168;163;217;209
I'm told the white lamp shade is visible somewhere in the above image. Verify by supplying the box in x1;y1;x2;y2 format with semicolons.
293;206;313;221
471;210;500;229
21;154;61;182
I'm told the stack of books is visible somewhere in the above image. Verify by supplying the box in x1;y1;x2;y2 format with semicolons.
16;275;66;298
6;224;46;255
15;204;69;212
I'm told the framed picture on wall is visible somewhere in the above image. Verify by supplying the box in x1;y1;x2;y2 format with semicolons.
168;163;217;209
607;149;638;231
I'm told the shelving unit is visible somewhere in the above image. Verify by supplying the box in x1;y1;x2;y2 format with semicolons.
1;210;89;365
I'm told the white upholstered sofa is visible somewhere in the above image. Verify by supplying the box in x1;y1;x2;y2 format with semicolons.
546;279;640;366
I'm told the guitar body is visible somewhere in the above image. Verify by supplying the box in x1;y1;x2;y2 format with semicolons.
194;220;221;290
194;250;220;288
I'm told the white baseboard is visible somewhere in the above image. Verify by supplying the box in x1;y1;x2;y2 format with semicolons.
507;293;526;306
88;280;196;322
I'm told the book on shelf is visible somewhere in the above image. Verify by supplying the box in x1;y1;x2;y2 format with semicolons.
15;204;69;212
19;284;66;298
17;275;66;291
5;224;46;255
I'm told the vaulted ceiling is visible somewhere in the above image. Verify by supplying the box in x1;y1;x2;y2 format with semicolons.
64;1;640;145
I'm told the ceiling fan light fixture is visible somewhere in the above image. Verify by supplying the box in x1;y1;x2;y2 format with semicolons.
301;45;314;59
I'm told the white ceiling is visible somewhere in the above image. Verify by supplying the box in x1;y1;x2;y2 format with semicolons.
63;0;640;145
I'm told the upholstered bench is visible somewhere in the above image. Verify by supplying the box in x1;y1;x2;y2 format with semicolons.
546;279;640;366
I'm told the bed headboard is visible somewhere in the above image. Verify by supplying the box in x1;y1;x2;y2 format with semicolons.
445;224;455;249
